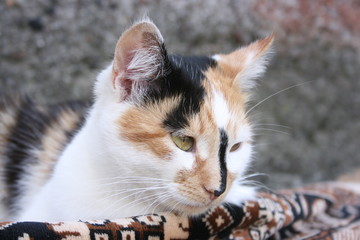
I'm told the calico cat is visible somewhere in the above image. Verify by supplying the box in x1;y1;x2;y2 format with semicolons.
0;19;273;221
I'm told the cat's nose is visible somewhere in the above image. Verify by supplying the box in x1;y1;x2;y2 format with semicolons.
204;185;225;201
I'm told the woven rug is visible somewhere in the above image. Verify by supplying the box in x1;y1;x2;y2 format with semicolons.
1;183;359;239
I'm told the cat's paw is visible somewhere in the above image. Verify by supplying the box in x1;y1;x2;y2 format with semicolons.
224;184;257;206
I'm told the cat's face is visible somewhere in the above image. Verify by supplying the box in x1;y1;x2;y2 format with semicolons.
94;19;273;215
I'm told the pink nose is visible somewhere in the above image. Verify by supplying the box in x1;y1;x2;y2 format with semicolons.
204;185;223;201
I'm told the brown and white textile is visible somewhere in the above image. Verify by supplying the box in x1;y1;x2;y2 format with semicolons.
0;183;359;239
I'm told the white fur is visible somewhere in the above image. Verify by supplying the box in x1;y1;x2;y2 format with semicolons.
211;54;221;61
225;141;254;200
225;184;257;204
126;46;164;82
212;88;230;128
225;124;254;205
227;127;253;174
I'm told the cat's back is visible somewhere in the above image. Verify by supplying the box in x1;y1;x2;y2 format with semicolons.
0;94;88;219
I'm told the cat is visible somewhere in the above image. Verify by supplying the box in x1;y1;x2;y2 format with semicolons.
0;19;273;221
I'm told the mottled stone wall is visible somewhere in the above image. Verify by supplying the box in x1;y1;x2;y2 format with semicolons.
1;0;359;189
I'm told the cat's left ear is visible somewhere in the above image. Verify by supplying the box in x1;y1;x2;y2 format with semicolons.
112;19;169;102
214;34;274;91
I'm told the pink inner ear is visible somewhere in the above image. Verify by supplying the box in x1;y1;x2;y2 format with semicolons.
112;71;133;100
120;77;133;98
112;43;141;98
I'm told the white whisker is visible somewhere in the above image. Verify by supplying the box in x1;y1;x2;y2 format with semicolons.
143;192;172;214
251;128;290;135
96;180;170;187
96;175;172;183
116;191;173;215
245;81;312;117
251;123;292;129
238;172;269;180
149;193;176;214
97;185;169;215
97;185;169;203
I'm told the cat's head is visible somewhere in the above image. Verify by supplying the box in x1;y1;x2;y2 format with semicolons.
93;19;273;215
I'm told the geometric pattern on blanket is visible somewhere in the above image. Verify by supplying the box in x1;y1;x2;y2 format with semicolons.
0;183;359;239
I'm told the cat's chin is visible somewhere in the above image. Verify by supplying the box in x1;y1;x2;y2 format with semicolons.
163;199;225;217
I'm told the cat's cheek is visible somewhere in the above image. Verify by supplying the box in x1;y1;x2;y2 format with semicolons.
227;143;253;176
171;150;196;170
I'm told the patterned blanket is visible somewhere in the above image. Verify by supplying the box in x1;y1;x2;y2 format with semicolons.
1;183;359;239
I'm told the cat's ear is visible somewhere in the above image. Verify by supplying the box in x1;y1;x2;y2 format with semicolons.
214;34;274;91
111;19;168;101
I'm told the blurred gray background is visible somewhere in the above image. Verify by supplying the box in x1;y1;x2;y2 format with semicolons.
1;0;359;189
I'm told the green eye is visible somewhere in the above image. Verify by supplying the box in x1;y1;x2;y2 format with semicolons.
171;134;194;151
230;142;242;152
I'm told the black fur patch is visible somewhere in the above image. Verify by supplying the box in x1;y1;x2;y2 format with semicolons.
3;97;87;210
160;55;217;130
215;128;228;197
5;97;46;209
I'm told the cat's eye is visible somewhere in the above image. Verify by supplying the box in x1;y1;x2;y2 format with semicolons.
171;134;194;152
230;142;242;152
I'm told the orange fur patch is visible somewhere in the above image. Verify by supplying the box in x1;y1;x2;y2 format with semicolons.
216;34;274;80
118;98;181;159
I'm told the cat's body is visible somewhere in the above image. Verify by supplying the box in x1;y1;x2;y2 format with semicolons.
0;19;273;221
0;97;88;220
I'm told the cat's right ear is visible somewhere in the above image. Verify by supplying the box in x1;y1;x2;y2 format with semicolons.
111;19;169;102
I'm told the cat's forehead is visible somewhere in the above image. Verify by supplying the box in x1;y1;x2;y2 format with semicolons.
162;55;248;132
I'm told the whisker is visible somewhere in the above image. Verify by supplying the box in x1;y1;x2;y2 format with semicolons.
253;142;278;147
238;172;269;180
251;123;292;129
96;180;170;187
98;186;169;215
96;175;172;183
166;199;182;215
121;192;163;209
144;192;172;214
97;185;169;201
118;191;171;214
239;179;273;193
149;193;176;214
251;133;287;138
245;81;312;117
251;128;290;135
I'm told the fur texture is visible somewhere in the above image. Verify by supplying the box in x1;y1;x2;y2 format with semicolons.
0;19;273;221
